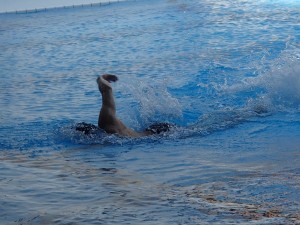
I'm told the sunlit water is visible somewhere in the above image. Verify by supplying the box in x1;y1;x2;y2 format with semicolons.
0;0;300;224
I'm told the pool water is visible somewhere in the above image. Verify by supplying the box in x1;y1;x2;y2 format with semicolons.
0;0;300;224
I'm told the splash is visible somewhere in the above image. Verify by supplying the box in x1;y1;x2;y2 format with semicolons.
118;78;183;126
266;52;300;111
220;45;300;113
59;44;300;146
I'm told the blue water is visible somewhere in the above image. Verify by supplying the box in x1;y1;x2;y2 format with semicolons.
1;0;300;224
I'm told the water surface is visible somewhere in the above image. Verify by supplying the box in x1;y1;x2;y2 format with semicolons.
0;0;300;224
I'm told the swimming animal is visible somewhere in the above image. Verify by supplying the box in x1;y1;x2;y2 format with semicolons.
75;74;173;137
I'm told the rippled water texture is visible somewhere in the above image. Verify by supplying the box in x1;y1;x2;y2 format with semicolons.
0;0;300;224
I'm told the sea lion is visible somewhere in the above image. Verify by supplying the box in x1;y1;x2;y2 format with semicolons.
75;74;173;137
97;74;173;137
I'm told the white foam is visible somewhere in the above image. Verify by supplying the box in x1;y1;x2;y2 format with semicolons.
118;78;183;126
219;46;300;112
266;55;300;111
